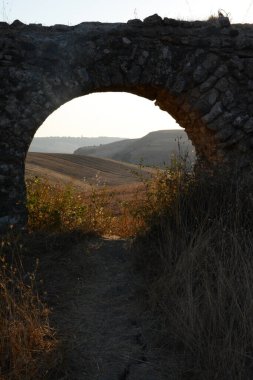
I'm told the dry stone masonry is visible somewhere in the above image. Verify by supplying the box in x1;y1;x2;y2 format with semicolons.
1;14;253;230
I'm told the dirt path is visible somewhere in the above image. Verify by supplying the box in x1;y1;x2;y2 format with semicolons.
38;236;177;379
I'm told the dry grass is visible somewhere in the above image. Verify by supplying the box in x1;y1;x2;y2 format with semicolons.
11;159;253;378
0;234;59;379
26;176;148;237
2;163;192;379
27;176;112;234
133;165;253;379
26;161;192;238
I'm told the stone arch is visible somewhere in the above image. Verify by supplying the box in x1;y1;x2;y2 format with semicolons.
1;15;253;230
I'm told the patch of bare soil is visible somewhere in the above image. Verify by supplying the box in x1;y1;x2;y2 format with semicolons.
34;235;179;380
25;153;153;189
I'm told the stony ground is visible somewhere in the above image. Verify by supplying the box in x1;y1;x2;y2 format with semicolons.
36;236;181;380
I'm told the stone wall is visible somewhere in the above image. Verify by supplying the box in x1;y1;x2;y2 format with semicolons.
1;14;253;230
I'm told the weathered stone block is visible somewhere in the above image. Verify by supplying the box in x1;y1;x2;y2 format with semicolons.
143;14;163;25
127;19;142;26
221;90;234;107
214;65;228;79
202;102;223;123
202;53;219;73
200;75;218;93
243;117;253;133
215;127;235;142
193;65;208;83
233;115;249;127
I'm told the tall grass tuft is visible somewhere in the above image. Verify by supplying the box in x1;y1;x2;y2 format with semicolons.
134;165;253;379
0;234;59;379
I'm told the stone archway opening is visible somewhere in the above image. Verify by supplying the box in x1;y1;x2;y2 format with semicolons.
30;84;220;164
2;17;251;230
25;90;195;184
1;83;218;230
24;90;196;234
31;91;180;140
28;91;192;154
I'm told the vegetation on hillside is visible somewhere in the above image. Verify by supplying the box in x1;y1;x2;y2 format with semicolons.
26;176;145;237
74;129;195;167
25;158;193;238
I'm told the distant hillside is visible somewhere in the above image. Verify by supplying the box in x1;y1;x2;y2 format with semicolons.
28;136;125;154
26;153;153;188
74;130;195;167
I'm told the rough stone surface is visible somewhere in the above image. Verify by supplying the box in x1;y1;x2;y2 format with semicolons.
1;16;253;229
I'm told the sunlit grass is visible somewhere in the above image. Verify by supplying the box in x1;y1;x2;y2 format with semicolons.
25;161;192;238
26;176;147;237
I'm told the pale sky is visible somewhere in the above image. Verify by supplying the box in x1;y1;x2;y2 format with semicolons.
3;0;253;138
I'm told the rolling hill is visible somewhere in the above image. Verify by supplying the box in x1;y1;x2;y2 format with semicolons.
28;136;125;154
74;130;195;167
25;152;152;189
